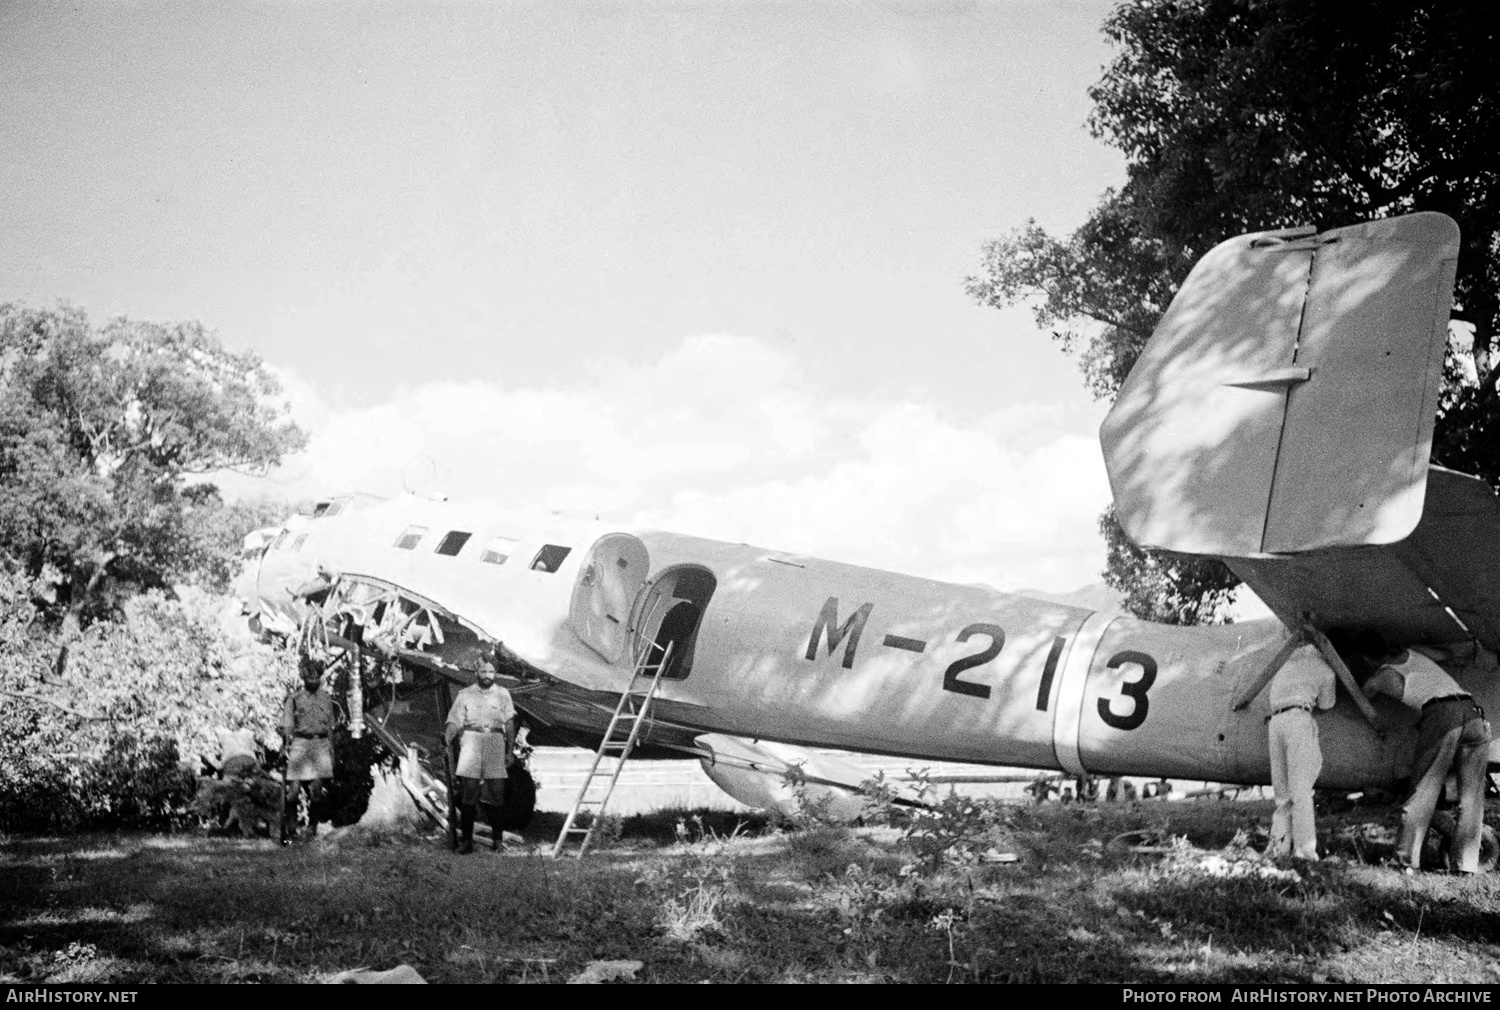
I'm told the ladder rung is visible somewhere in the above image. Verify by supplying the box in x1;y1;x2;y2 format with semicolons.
553;639;674;858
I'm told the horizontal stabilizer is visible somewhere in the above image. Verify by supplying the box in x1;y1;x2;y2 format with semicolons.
1101;212;1459;556
1230;467;1500;653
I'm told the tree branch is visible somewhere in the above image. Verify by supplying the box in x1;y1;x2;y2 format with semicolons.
1074;307;1151;342
0;688;108;721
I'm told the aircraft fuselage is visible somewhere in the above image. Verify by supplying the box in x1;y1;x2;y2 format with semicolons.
250;493;1492;793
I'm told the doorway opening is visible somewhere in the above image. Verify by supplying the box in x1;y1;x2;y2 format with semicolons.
635;565;717;681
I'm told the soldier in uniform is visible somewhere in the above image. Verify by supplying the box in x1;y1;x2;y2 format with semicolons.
444;649;516;854
1361;639;1491;872
282;657;336;839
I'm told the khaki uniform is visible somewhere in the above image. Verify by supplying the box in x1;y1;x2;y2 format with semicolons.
282;689;336;781
444;682;515;843
445;683;516;779
1366;652;1491;871
1265;646;1337;860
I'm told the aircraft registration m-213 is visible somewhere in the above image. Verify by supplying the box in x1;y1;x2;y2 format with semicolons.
242;212;1499;847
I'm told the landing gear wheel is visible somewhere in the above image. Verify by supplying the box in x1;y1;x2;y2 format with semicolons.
500;764;537;833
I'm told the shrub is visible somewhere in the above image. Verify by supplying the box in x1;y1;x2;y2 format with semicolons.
0;570;298;831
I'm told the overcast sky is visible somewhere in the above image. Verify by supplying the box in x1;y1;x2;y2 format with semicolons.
0;0;1130;593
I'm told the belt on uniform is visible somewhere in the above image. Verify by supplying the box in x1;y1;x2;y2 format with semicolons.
1266;703;1314;722
463;726;504;734
1421;693;1473;711
294;732;329;739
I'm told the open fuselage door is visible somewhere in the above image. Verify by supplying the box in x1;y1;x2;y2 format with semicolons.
569;533;652;665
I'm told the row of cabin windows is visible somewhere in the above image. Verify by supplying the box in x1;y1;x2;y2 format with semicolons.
392;525;572;573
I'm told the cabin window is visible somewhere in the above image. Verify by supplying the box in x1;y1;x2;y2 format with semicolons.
434;531;472;557
311;502;331;519
393;525;427;550
291;533;308;552
480;536;518;565
530;544;572;573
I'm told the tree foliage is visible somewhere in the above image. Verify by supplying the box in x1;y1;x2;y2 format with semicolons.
967;1;1500;623
0;303;306;626
0;571;300;831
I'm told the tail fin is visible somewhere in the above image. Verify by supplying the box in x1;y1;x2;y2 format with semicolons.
1100;212;1459;557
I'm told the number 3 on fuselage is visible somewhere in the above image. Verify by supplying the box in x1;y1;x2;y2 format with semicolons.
801;594;1155;725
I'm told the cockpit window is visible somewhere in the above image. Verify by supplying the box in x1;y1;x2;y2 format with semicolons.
311;502;331;519
291;533;308;552
434;531;472;557
393;525;427;550
323;500;345;518
530;544;572;573
480;536;518;565
271;530;290;552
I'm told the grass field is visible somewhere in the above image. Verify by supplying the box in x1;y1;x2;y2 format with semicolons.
3;798;1499;984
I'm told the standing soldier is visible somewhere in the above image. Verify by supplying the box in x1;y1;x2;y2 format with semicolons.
444;648;516;854
1264;644;1338;861
282;657;336;839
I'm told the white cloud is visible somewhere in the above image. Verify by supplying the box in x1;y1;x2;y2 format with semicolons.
240;333;1112;592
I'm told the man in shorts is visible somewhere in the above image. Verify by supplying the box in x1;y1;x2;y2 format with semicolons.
444;649;516;854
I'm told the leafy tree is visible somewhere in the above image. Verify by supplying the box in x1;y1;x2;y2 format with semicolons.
0;571;303;831
0;304;306;631
967;1;1500;623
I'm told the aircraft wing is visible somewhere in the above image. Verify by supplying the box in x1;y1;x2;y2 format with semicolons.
1228;466;1500;652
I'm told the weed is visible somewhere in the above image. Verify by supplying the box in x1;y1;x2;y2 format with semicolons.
931;907;967;983
674;811;747;847
569;810;623;848
827;862;894;959
777;763;843;827
659;862;735;942
619;806;770;845
901;773;1007;870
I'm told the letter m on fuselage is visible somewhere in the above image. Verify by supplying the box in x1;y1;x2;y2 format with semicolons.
804;597;873;670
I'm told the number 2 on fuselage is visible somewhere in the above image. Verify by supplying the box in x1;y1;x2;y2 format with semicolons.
801;597;1008;702
801;596;1158;730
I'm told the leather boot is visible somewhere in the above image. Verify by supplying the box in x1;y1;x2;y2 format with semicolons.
480;803;502;851
458;806;476;854
282;793;299;842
